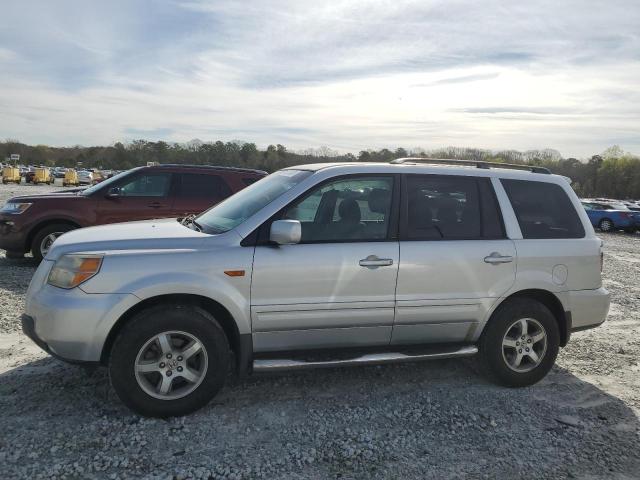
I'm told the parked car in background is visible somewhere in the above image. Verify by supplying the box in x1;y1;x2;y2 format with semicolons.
581;200;638;232
20;159;609;417
622;201;640;212
53;167;67;178
24;167;36;183
78;170;93;185
0;164;267;260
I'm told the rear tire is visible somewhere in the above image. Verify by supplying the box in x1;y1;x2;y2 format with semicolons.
477;298;559;388
598;218;614;232
109;304;230;417
31;223;75;262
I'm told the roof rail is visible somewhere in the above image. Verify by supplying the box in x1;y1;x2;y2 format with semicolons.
148;164;268;175
389;157;551;174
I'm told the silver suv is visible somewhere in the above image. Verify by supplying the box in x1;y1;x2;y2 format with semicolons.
22;159;610;417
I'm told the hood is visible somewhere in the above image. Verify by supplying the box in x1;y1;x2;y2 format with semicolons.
46;218;214;260
8;191;85;202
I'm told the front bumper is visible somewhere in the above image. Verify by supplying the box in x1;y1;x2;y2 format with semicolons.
24;275;140;362
0;215;29;253
21;314;94;364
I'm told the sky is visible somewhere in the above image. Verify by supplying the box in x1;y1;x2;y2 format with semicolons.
0;0;639;158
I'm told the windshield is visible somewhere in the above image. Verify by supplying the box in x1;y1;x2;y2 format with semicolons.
80;168;140;196
196;169;313;234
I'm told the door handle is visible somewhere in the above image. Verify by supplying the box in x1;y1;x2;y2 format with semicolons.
148;202;164;208
359;255;394;267
484;252;514;264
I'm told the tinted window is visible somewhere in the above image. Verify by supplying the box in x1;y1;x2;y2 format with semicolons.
283;176;393;242
406;175;483;239
117;173;171;197
179;173;231;198
501;179;585;239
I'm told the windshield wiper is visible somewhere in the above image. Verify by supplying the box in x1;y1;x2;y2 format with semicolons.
179;214;203;232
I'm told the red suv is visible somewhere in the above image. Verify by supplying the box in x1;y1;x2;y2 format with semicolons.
0;164;266;261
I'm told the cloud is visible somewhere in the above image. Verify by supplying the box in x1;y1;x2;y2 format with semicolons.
0;0;639;156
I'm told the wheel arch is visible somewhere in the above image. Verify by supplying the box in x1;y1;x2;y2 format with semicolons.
488;289;570;347
100;293;250;374
26;218;82;252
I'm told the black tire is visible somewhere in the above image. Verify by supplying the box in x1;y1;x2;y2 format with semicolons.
109;304;230;417
477;297;559;388
598;218;614;232
31;223;75;262
5;251;24;259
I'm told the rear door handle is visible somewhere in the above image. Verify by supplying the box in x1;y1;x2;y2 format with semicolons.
484;252;514;264
148;202;164;208
359;255;394;267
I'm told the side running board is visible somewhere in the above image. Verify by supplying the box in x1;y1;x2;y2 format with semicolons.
253;345;478;372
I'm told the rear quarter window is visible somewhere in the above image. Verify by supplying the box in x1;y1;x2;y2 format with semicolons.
501;179;585;239
178;173;231;198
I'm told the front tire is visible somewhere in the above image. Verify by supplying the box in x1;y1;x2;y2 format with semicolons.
31;223;75;262
109;304;230;417
477;298;559;387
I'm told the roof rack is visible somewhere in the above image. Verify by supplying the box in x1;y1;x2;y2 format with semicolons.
149;164;268;175
389;157;551;174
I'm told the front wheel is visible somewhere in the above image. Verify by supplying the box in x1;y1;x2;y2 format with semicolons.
109;304;230;417
31;223;75;262
477;298;559;387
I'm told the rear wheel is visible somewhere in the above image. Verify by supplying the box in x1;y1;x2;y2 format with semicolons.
109;304;230;417
31;223;75;261
478;298;559;387
598;218;614;232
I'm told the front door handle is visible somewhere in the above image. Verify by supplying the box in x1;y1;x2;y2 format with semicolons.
148;202;164;209
484;252;514;264
359;255;394;267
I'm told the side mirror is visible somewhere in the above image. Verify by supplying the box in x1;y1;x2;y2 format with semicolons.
270;220;301;245
106;187;121;198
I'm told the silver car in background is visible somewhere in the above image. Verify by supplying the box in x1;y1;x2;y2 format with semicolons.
22;159;610;417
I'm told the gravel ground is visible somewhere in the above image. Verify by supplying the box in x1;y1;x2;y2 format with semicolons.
0;182;639;479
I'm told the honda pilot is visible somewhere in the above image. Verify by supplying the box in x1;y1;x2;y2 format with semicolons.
22;159;610;417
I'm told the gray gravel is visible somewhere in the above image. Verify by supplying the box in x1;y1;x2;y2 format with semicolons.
0;182;639;479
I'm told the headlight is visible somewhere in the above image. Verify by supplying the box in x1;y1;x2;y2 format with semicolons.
0;202;32;214
48;255;103;289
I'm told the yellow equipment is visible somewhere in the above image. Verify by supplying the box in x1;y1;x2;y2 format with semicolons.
2;166;21;184
62;169;79;187
33;167;53;185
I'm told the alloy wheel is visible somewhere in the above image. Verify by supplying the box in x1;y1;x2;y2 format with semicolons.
134;331;208;400
600;219;613;232
501;318;548;373
40;232;64;256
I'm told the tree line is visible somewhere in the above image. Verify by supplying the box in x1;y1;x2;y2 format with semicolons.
2;140;639;199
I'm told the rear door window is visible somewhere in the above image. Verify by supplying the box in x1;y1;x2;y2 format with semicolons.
404;175;504;240
501;179;585;239
178;173;231;199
